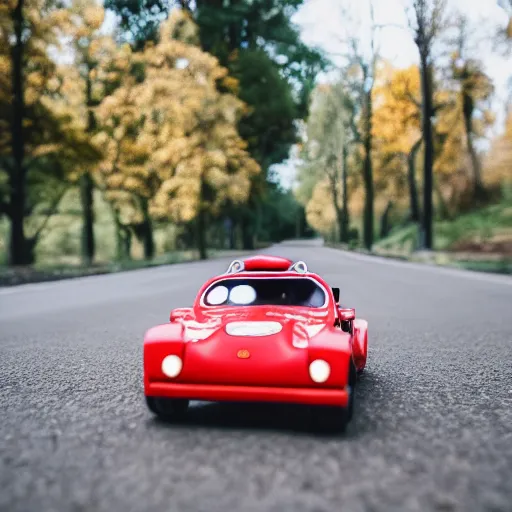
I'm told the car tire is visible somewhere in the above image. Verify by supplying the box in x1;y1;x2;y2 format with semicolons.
309;405;349;434
145;396;190;421
309;360;356;434
346;360;357;422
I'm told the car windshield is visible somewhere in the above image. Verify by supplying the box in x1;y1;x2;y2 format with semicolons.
203;277;326;308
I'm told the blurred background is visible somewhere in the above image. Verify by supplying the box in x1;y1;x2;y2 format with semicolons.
0;0;511;282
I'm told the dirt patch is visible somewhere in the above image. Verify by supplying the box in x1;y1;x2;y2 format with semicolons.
449;239;512;254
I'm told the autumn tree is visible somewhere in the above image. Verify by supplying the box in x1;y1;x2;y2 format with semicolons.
0;0;100;264
485;110;512;186
58;0;118;265
372;63;424;224
94;10;260;260
106;0;327;249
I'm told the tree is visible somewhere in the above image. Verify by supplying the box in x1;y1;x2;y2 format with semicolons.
449;15;495;202
91;43;157;259
304;180;338;239
0;0;101;264
227;49;298;248
106;0;327;249
94;10;260;260
407;0;447;250
332;0;379;250
195;0;327;248
294;81;362;244
372;64;422;223
104;0;174;50
63;0;118;265
485;110;512;187
302;84;354;242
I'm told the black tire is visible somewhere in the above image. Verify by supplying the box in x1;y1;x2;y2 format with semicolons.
145;396;190;421
309;405;349;434
309;360;356;434
346;360;357;422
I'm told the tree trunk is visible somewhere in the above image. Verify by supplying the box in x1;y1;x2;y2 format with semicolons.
80;173;95;265
363;88;374;251
229;218;236;249
380;201;393;238
9;0;28;266
112;208;131;260
327;170;343;244
341;145;349;243
462;91;486;200
196;208;208;260
141;199;154;260
407;139;422;223
241;212;254;250
80;66;96;265
419;56;435;250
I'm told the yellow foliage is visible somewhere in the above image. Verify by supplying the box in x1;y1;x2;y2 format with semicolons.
83;5;104;30
373;64;421;156
485;112;512;185
0;0;99;175
93;9;260;224
305;180;337;236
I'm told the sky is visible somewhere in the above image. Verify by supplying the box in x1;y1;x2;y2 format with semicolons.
273;0;511;189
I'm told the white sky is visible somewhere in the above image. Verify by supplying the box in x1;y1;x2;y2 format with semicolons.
274;0;511;189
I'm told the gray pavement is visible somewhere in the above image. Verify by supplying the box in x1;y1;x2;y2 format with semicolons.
1;240;512;512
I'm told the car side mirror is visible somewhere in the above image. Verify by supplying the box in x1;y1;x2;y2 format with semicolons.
332;287;340;304
170;307;192;322
338;307;355;321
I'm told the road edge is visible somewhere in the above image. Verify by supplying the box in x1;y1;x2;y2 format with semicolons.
0;249;259;288
324;242;512;276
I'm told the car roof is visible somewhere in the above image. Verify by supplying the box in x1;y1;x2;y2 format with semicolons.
225;255;308;275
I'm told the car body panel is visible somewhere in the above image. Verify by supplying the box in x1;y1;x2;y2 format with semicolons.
146;382;350;407
143;255;368;408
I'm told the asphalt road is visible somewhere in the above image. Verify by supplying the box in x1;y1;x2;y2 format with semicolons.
1;240;512;512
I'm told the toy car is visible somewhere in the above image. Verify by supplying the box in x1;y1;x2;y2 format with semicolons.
143;255;368;432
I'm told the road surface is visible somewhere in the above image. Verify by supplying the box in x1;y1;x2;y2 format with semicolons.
1;240;512;512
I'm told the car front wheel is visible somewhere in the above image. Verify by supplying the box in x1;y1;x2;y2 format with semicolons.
310;362;356;434
145;396;190;421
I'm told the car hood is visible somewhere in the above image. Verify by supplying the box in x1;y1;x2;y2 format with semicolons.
181;307;329;347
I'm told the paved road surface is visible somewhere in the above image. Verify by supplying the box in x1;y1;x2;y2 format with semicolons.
1;240;512;512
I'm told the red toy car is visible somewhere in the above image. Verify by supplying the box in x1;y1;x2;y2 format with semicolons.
143;255;368;431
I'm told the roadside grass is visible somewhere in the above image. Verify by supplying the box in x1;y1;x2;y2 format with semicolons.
327;199;512;275
0;189;267;286
375;200;512;254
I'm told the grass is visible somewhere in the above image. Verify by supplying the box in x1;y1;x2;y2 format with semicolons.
375;200;512;254
326;199;512;275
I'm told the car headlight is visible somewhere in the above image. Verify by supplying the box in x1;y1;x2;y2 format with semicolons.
309;359;330;383
161;355;183;378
